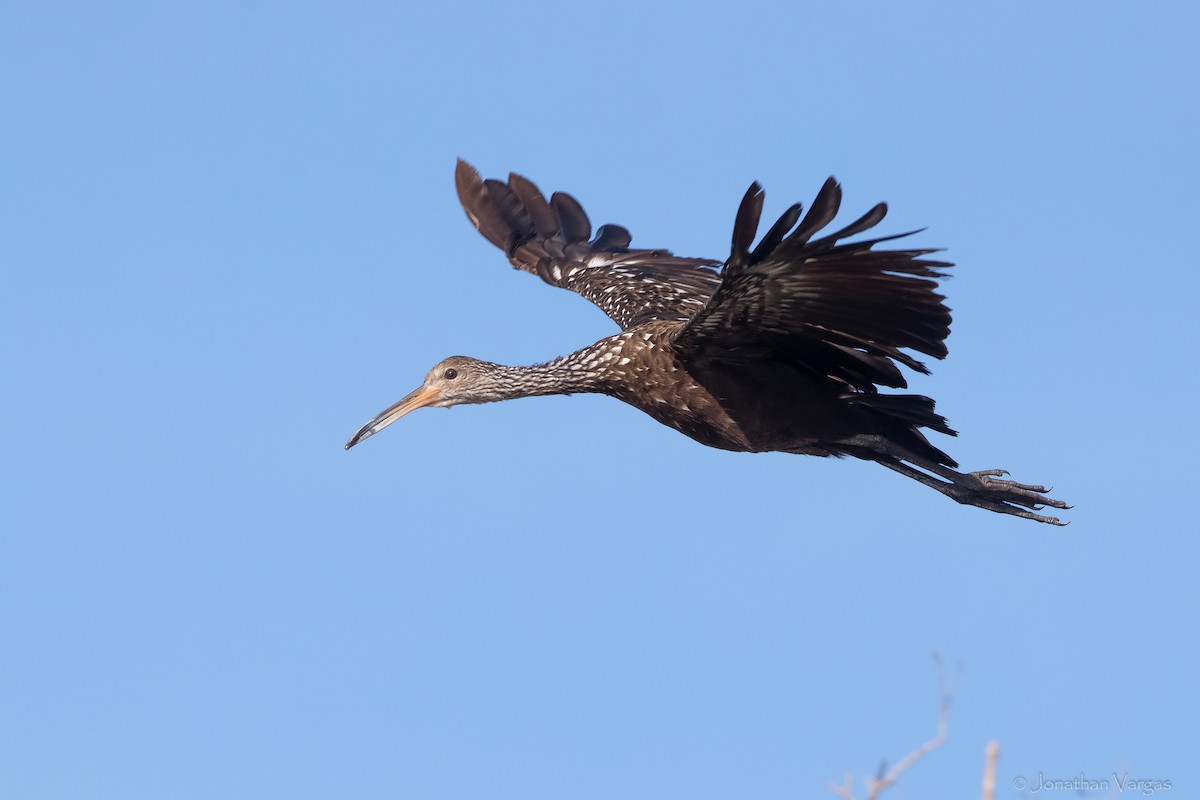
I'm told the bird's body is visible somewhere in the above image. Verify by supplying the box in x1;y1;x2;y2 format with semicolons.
522;323;882;455
347;161;1068;524
482;324;768;453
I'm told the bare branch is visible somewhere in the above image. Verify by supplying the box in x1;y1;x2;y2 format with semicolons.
982;740;1000;800
828;653;962;800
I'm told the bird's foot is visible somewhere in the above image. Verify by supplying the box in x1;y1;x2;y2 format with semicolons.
950;469;1071;525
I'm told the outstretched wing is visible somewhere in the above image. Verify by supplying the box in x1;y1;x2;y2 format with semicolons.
673;178;953;392
455;160;722;329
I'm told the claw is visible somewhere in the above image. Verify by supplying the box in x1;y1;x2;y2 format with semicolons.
972;469;1010;478
956;470;1070;523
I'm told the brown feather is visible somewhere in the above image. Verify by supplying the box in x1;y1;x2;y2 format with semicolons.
506;172;558;238
750;202;803;266
550;191;591;244
729;183;764;269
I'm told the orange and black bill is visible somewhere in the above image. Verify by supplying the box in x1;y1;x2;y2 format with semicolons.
344;385;442;450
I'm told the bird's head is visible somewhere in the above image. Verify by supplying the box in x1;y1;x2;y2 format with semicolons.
344;356;500;450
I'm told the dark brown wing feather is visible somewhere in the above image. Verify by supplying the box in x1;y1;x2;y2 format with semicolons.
455;160;722;329
674;178;953;392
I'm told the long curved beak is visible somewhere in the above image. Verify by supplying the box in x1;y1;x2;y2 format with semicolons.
345;385;443;450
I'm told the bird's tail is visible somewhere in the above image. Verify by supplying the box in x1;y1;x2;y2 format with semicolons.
841;392;959;467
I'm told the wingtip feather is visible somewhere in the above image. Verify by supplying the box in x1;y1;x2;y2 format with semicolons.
730;182;765;267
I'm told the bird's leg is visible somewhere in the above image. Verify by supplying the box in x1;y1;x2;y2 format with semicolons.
872;457;1069;525
839;435;1070;525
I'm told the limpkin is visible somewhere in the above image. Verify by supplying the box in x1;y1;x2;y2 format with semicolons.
346;160;1068;525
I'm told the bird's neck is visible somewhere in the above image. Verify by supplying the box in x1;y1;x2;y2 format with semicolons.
488;340;624;400
492;361;604;398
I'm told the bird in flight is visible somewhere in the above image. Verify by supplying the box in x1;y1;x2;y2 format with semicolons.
346;160;1068;524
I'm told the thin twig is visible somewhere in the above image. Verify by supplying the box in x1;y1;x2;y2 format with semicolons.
864;654;957;800
829;772;856;800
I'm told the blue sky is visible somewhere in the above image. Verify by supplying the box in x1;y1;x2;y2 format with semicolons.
2;2;1197;798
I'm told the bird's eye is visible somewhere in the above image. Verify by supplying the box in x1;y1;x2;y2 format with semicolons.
444;368;458;380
